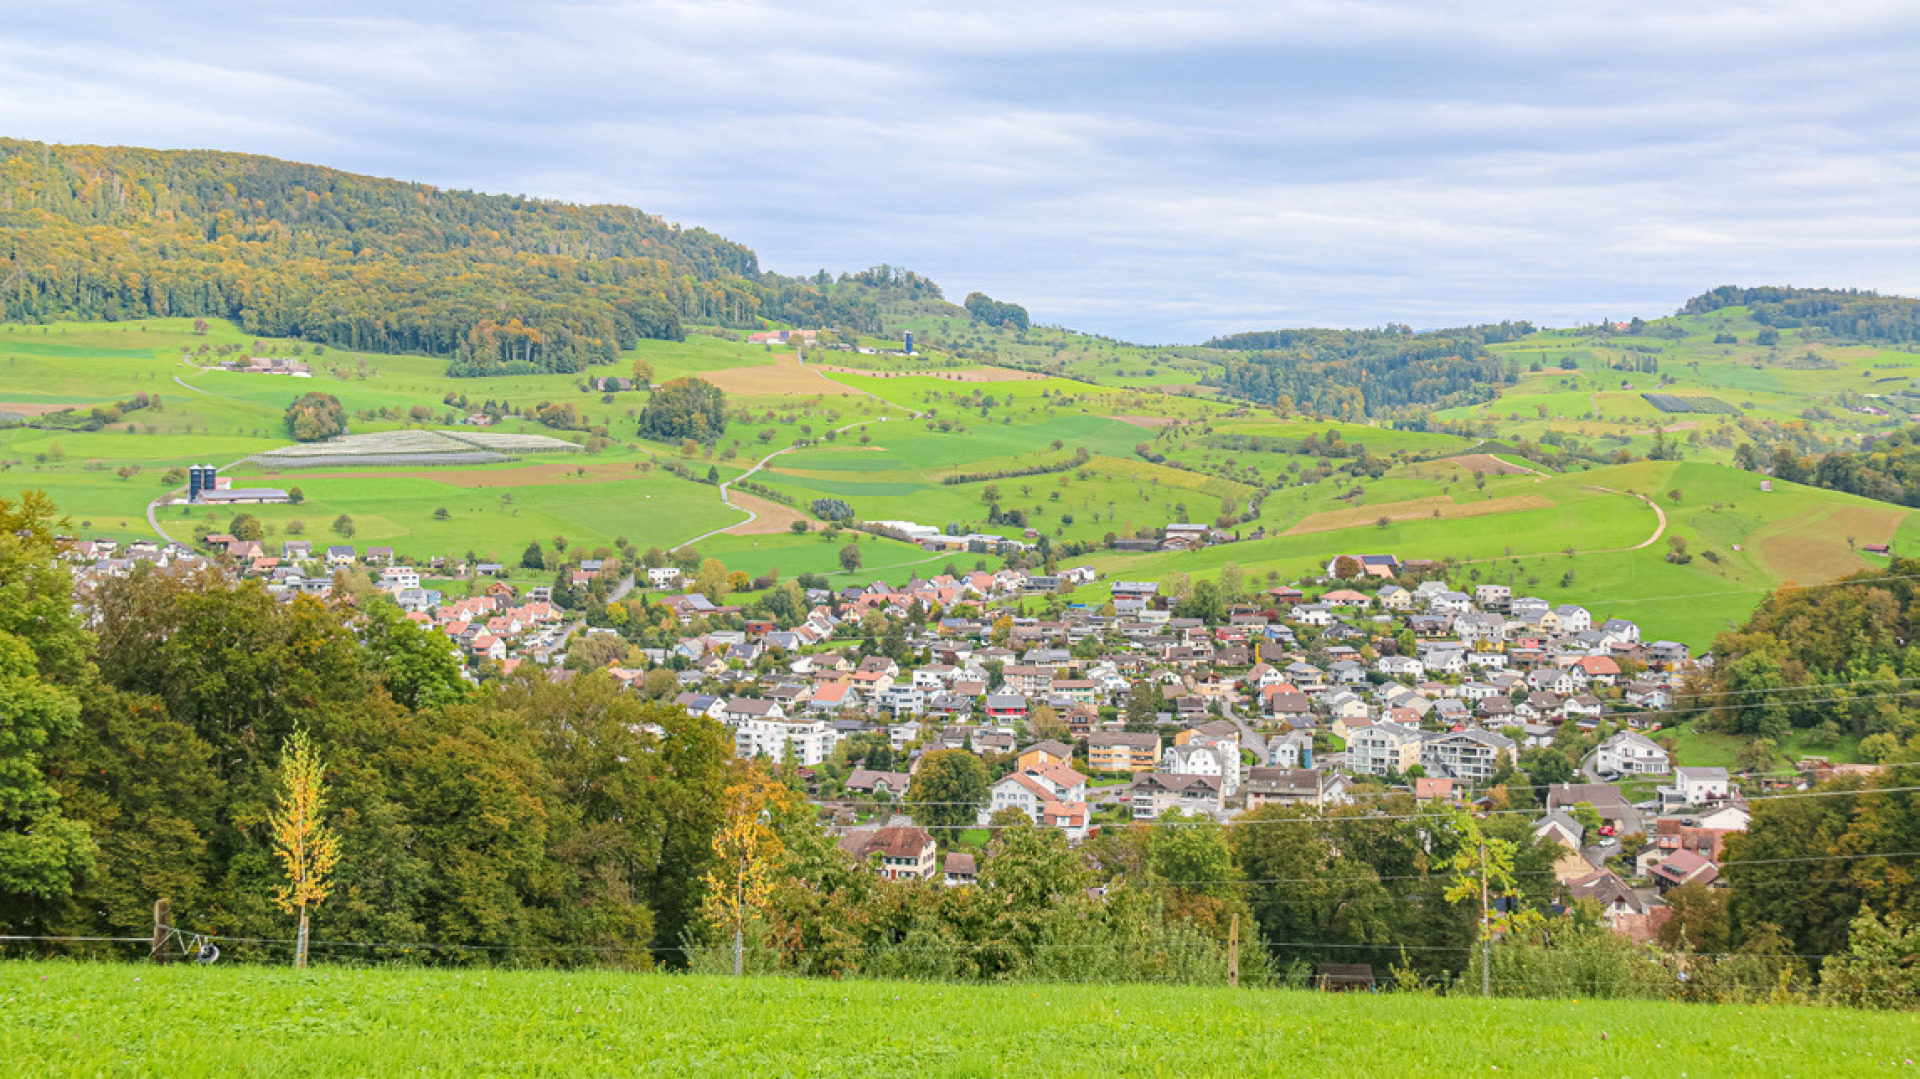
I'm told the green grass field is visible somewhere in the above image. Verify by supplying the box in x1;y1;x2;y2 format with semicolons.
1669;721;1866;768
2;962;1909;1077
0;313;1910;642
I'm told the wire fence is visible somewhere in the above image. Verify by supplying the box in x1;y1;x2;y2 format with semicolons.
5;930;1915;1006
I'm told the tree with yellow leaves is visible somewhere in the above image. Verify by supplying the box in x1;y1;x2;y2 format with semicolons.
270;727;341;970
701;766;796;975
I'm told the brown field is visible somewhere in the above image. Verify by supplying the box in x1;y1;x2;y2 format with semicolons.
724;490;808;536
1114;415;1176;429
0;401;95;416
1284;494;1554;535
1755;504;1908;583
702;353;860;396
1442;453;1537;476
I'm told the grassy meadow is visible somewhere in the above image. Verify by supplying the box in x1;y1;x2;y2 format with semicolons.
4;962;1912;1078
0;312;1910;642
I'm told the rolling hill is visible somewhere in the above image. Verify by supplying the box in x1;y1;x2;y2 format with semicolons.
1;142;1916;645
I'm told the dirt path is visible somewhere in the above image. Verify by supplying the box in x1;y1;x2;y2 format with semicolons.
1453;486;1665;565
1590;487;1669;551
672;377;925;552
724;490;808;536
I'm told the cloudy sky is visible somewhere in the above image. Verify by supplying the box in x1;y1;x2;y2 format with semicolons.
4;1;1916;342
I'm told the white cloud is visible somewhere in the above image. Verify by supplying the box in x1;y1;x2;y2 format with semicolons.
2;0;1916;340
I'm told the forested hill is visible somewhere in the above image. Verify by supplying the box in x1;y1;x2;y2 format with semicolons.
1199;323;1534;419
1680;286;1920;345
0;140;909;375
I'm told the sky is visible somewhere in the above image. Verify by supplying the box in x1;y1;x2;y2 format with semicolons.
3;1;1917;343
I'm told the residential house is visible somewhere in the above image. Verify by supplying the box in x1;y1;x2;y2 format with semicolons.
1563;869;1647;928
1130;772;1224;820
839;825;938;881
1533;811;1594;882
1162;741;1239;797
1421;729;1514;783
1554;605;1592;633
1546;783;1644;837
1016;740;1074;772
1347;723;1423;777
845;770;913;798
1244;768;1350;810
984;694;1028;721
1089;732;1160;774
1649;848;1719;893
1595;730;1670;776
942;852;978;887
1661;767;1731;809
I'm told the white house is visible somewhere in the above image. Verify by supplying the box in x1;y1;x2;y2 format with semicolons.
1554;604;1592;633
1162;742;1239;797
1421;729;1514;783
1595;730;1670;776
1662;766;1731;808
1348;722;1423;776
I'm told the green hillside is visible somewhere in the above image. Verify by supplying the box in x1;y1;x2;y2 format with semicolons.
1;143;1917;642
4;964;1909;1078
1;308;1910;642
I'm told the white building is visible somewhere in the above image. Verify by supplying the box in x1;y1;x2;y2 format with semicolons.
1595;730;1671;776
1421;729;1515;783
1348;723;1423;776
1162;742;1239;797
734;715;836;766
1661;766;1731;808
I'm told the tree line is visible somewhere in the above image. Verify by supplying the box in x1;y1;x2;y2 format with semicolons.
0;490;732;962
1680;286;1920;346
1687;558;1920;763
1738;427;1920;509
1199;324;1527;418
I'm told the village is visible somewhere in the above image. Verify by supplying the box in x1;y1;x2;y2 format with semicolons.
58;520;1828;948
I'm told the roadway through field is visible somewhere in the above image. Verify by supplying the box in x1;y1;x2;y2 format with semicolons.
1454;486;1666;564
145;458;245;546
672;357;922;552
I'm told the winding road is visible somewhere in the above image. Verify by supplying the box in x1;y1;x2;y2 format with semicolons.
1456;485;1667;566
672;356;923;553
1582;486;1669;552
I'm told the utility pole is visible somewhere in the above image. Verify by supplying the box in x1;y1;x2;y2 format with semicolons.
1479;841;1491;999
1228;913;1240;989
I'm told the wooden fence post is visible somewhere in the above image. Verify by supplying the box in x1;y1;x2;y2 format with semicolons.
151;899;172;965
1228;912;1240;989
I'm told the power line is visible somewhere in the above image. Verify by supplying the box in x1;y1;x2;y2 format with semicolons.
860;782;1920;828
815;764;1920;810
1149;848;1920;888
817;762;1919;809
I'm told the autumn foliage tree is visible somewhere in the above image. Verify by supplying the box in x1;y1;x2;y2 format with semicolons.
270;726;341;969
702;766;796;974
638;378;727;443
284;392;346;442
